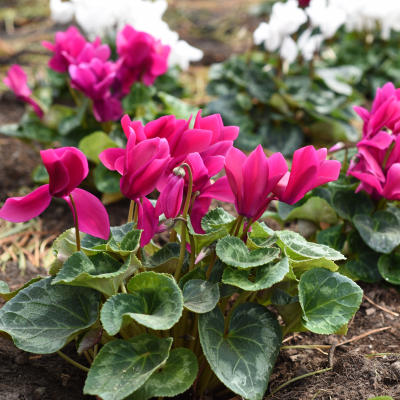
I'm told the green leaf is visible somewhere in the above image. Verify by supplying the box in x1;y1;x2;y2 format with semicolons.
250;221;275;237
110;222;136;242
84;335;173;400
201;207;235;233
0;123;23;138
276;230;345;261
367;397;394;400
94;163;121;193
353;211;400;254
80;233;108;249
317;224;346;252
107;224;142;256
143;242;187;274
52;251;140;297
299;268;363;334
378;253;400;285
290;257;339;273
216;236;279;269
79;131;119;164
199;303;282;400
126;348;198;400
77;326;103;355
247;233;279;250
158;91;199;119
278;197;338;224
178;266;206;290
316;66;362;95
101;272;183;334
222;258;289;291
0;277;100;353
332;190;374;222
346;230;381;283
207;259;238;298
182;279;220;313
262;122;304;157
21;122;56;143
271;289;306;333
0;277;42;301
31;164;49;184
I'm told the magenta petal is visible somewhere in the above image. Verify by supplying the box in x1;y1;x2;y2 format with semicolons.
0;185;52;223
225;147;247;213
170;129;212;160
65;189;110;240
99;148;126;171
136;197;159;247
40;149;70;196
199;176;235;203
189;199;210;234
158;174;184;219
382;163;400;200
4;65;31;98
204;156;225;178
349;170;383;194
24;96;44;118
144;115;176;140
265;152;288;195
314;159;341;187
353;106;370;123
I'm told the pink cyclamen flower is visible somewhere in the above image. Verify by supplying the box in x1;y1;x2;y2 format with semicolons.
0;147;110;240
42;26;111;73
348;132;400;201
273;146;341;205
4;65;43;118
69;58;122;122
225;145;288;221
155;173;184;220
115;25;170;93
354;82;400;139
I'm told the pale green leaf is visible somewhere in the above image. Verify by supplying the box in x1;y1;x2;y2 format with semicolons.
79;131;119;164
182;279;220;313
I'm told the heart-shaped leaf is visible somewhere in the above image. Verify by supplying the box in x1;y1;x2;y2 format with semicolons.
76;326;103;355
106;223;142;256
222;258;289;291
182;279;220;313
79;131;119;164
216;236;279;269
316;224;346;252
207;259;238;298
0;277;100;353
346;230;381;283
52;251;140;297
299;268;363;334
143;242;187;274
279;197;338;224
353;211;400;254
199;303;282;400
378;253;400;285
290;257;339;273
0;277;42;301
178;266;206;290
84;335;173;400
277;231;345;261
125;348;198;400
332;190;374;221
101;272;183;334
201;207;235;233
247;233;279;250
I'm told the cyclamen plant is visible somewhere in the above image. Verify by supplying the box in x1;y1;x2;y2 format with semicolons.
0;111;363;400
276;82;400;287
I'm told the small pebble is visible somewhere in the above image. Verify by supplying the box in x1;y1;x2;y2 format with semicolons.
34;387;46;399
365;308;376;316
14;352;29;365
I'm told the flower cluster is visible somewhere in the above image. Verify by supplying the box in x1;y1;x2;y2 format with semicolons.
254;0;400;67
49;0;203;71
4;25;170;123
344;83;400;201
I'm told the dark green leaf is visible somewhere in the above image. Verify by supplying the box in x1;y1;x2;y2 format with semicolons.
317;224;346;251
84;335;173;400
77;326;103;355
353;211;400;254
0;277;100;353
216;236;279;269
31;165;49;184
143;242;186;274
178;266;206;290
199;303;282;400
0;277;42;302
378;253;400;285
332;190;374;221
101;272;183;333
183;279;220;313
94;163;121;193
299;268;363;334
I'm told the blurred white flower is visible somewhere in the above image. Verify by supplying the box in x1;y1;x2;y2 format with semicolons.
298;28;324;61
280;36;298;64
49;0;203;71
253;22;270;46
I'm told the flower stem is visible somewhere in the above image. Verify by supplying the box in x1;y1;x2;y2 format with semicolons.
174;164;193;282
240;218;253;241
189;314;199;353
128;200;135;223
68;193;80;252
169;230;177;242
233;215;244;237
382;142;395;170
206;251;217;280
133;200;139;224
282;314;302;337
56;350;89;372
188;233;196;272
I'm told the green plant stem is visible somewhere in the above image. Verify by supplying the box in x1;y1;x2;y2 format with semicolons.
102;121;112;134
224;291;251;335
282;314;302;337
189;314;199;353
229;215;240;235
68;193;81;251
128;200;135;223
66;79;81;107
84;351;92;365
281;345;331;350
174;164;193;282
214;388;232;397
56;351;90;372
120;283;127;293
206;251;217;280
188;233;196;272
178;309;189;348
382;142;395;170
218;297;230;314
93;344;98;359
240;218;253;241
197;363;213;396
133;200;139;224
173;323;180;350
265;367;332;398
169;230;177;242
376;197;388;211
232;215;244;237
249;291;258;303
